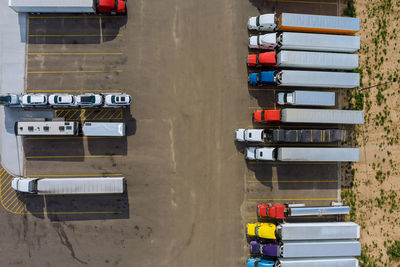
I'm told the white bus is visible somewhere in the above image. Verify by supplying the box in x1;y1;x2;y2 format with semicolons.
15;120;79;136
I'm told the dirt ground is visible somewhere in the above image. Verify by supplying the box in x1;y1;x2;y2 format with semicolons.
342;0;400;265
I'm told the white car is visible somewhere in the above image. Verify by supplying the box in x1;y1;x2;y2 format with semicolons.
48;94;77;107
103;93;131;107
0;94;20;106
75;94;103;107
247;14;276;31
21;94;48;106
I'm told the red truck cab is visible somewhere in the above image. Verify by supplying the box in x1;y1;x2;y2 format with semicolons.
252;109;281;123
258;204;286;219
97;0;126;13
247;52;276;67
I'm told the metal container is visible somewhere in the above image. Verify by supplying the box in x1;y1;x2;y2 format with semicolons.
280;108;364;124
275;257;359;267
8;0;95;13
277;147;360;162
276;51;358;70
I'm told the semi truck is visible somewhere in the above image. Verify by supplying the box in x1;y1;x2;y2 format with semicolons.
248;32;360;52
253;109;364;124
247;222;360;240
15;120;125;137
250;240;361;257
235;128;348;143
248;70;360;88
245;147;360;162
247;257;359;267
247;51;358;70
11;177;125;194
276;90;335;106
247;13;360;34
8;0;126;14
257;203;350;219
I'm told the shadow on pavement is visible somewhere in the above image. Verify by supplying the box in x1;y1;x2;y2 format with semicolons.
25;188;129;221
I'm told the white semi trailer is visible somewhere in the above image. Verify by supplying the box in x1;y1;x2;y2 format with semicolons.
11;177;125;194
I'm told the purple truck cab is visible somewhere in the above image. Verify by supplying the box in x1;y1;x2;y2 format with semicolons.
261;243;279;257
250;241;260;254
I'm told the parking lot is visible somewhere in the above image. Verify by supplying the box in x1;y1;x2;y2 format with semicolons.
0;0;343;266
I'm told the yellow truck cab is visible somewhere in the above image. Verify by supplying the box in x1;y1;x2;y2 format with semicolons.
247;223;276;239
256;223;276;239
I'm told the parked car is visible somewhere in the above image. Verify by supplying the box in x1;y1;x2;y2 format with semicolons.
48;94;77;107
21;94;48;106
75;94;103;107
0;94;20;106
103;93;131;107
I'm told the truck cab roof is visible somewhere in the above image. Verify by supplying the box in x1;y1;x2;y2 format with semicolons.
248;33;277;49
253;109;281;123
246;147;276;160
247;258;275;267
235;129;264;142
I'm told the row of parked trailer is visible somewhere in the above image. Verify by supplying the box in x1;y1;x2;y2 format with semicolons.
0;93;131;108
243;12;362;267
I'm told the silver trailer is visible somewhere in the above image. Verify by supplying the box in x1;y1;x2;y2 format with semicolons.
8;0;95;13
275;257;359;267
280;109;364;124
288;205;350;216
273;240;361;258
276;51;358;70
82;122;125;137
277;147;360;162
248;13;360;34
276;222;360;241
278;32;360;52
275;70;360;88
249;32;360;52
15;120;79;136
277;91;335;106
11;177;125;194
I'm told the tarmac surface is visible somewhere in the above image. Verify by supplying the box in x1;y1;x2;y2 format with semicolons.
0;0;341;266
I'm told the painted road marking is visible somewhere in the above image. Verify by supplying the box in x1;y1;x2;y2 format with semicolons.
27;70;123;74
26;155;123;159
248;198;337;201
26;174;123;177
28;34;122;37
0;168;27;214
248;180;337;183
55;108;123;121
28;52;123;55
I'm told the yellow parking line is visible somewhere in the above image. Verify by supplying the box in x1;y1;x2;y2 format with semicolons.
28;34;122;37
26;155;123;159
248;162;337;165
1;188;16;202
56;110;65;118
29;16;125;19
4;195;18;208
8;199;23;211
90;110;103;120
99;110;110;120
0;170;7;179
248;198;337;201
69;109;80;119
82;109;96;121
28;52;123;55
0;175;12;185
27;70;123;74
15;204;26;214
109;109;119;119
26;173;123;177
248;180;337;183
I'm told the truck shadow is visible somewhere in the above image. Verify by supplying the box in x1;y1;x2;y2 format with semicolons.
246;162;339;190
27;14;127;44
25;187;129;221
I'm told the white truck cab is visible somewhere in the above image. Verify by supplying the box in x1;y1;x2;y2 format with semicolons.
235;129;264;142
248;33;277;49
246;147;276;160
11;177;37;193
248;14;276;31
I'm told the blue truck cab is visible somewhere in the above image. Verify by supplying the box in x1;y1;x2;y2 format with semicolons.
248;71;275;85
247;257;274;267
